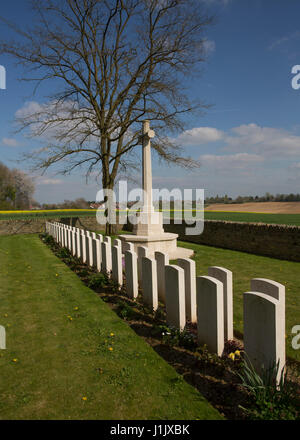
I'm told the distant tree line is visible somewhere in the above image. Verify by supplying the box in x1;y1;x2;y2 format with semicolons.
0;161;35;210
205;193;300;204
35;198;92;210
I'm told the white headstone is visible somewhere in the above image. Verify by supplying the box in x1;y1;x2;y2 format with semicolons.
124;242;134;253
76;231;81;258
196;276;224;356
155;251;169;302
81;233;87;263
208;266;233;341
86;236;93;266
137;246;148;286
177;258;197;323
112;245;123;288
125;250;138;298
104;236;111;246
101;241;112;274
72;230;77;256
113;238;122;248
142;257;158;311
244;279;286;383
165;265;186;330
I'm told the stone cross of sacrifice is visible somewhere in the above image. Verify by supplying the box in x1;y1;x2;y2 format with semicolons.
141;120;155;213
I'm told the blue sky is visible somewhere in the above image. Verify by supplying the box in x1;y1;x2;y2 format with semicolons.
1;0;300;203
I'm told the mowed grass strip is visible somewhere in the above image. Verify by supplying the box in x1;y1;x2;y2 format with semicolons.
178;241;300;363
0;235;221;420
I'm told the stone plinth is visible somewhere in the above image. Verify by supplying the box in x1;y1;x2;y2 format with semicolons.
119;232;193;260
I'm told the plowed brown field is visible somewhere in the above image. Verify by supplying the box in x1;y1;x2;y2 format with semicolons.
205;202;300;214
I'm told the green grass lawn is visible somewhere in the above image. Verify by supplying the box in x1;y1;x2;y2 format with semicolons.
0;234;221;420
177;241;300;363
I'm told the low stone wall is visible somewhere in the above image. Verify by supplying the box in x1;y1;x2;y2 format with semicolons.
2;216;300;262
164;220;300;262
0;218;47;235
0;215;123;236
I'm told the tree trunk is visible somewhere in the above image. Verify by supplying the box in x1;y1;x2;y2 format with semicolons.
102;173;116;236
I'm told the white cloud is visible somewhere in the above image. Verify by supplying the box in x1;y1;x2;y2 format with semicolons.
177;127;224;146
199;153;264;172
290;162;300;169
15;100;133;147
15;100;97;144
203;39;216;55
268;31;300;51
38;178;63;185
15;101;42;119
201;0;232;5
175;123;300;159
224;123;300;157
1;137;21;147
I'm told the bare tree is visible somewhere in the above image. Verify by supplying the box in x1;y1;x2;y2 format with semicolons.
10;169;35;209
0;0;213;232
0;162;35;209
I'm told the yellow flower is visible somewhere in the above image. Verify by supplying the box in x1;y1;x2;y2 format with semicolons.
67;316;73;321
110;332;114;337
12;359;18;363
82;396;87;401
235;350;241;357
228;352;235;361
108;347;113;351
56;274;59;277
74;307;79;311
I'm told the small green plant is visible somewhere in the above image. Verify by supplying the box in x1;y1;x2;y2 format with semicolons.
87;273;108;289
157;325;197;350
40;233;55;246
154;306;165;321
56;247;71;259
237;357;299;420
195;344;225;367
116;300;136;320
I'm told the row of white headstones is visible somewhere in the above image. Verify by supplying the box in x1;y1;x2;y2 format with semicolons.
46;221;286;383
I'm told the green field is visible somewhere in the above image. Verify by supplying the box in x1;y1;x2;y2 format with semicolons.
203;211;300;226
177;241;300;363
0;234;220;420
164;210;300;226
2;209;300;226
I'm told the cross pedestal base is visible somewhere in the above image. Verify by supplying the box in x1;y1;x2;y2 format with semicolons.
119;232;194;260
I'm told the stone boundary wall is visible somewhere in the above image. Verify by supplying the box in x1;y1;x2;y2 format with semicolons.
164;220;300;262
0;215;123;236
0;218;47;236
2;216;300;262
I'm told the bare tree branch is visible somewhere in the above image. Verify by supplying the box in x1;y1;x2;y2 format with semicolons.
0;0;213;230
